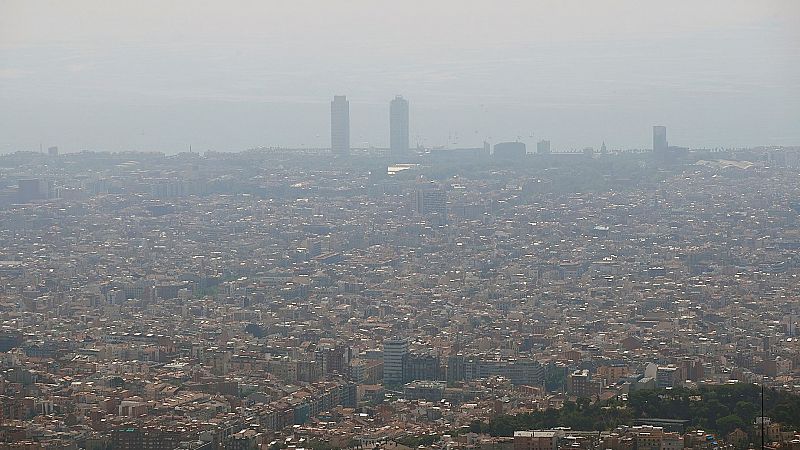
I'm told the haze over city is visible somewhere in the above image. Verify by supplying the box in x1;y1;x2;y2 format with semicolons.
1;0;799;154
2;2;800;450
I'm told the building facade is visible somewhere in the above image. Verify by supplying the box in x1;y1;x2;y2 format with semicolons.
382;337;409;386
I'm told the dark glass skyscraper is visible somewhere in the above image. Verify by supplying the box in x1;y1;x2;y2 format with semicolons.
653;125;668;154
390;95;409;157
331;95;350;156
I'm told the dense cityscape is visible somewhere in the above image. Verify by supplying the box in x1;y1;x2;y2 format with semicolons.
0;91;799;450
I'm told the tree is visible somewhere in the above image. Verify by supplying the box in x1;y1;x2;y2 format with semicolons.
717;414;745;436
244;323;266;338
110;376;125;388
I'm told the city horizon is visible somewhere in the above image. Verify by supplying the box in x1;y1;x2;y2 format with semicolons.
4;94;798;156
2;1;798;154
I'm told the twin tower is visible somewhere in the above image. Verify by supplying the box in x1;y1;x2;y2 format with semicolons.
331;95;409;157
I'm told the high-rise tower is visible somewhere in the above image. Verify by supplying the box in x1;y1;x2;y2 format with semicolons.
390;95;409;157
653;126;668;154
537;140;551;155
383;337;409;386
331;95;350;156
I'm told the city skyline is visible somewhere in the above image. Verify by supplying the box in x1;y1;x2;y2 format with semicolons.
4;91;741;155
0;87;787;155
1;1;798;153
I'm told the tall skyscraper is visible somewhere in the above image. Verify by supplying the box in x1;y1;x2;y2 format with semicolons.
331;95;350;156
383;337;409;386
653;126;668;154
390;95;409;157
536;140;551;155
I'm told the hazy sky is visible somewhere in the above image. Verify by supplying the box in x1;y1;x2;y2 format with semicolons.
1;0;799;153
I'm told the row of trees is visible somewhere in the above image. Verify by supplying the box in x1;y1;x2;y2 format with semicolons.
628;384;800;436
469;384;800;438
469;397;631;436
